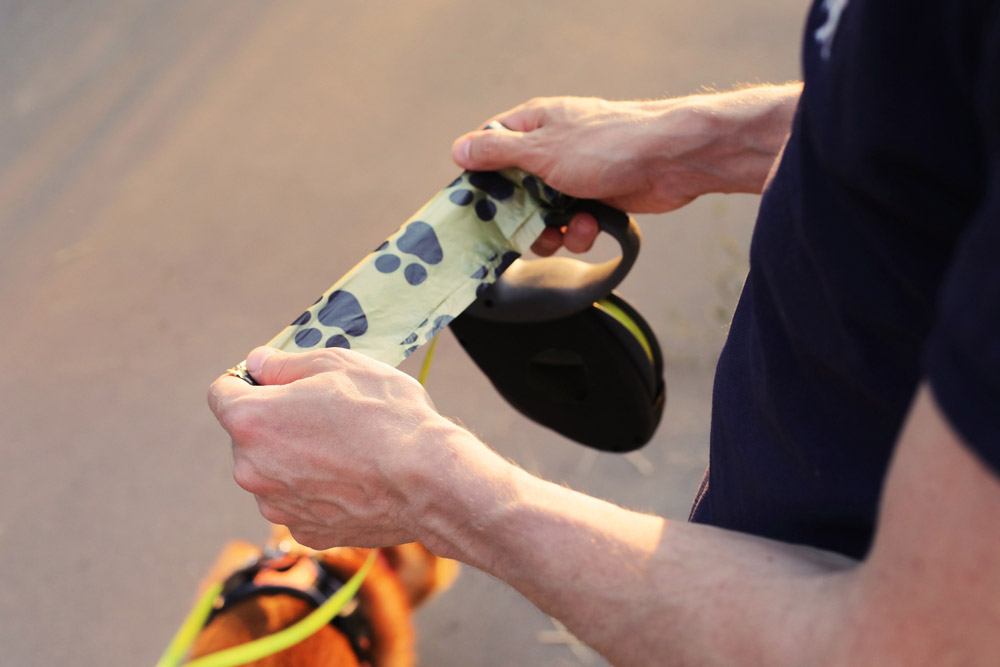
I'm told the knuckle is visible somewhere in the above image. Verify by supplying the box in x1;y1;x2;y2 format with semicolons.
206;380;223;412
232;458;264;493
268;353;291;382
222;398;262;443
289;527;336;551
287;525;314;546
471;133;499;163
255;498;288;525
299;350;340;379
312;352;340;372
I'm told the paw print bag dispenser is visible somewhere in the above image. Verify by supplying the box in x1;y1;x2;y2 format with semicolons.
229;123;664;452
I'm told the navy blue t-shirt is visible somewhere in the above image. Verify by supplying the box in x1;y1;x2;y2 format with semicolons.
690;0;1000;558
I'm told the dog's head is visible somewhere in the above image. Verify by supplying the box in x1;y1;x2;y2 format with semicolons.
187;526;458;666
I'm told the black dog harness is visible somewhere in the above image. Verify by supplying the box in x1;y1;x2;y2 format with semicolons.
206;553;375;665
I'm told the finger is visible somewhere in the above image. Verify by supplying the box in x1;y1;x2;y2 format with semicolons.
451;126;536;172
245;346;342;386
530;226;564;257
207;373;257;419
562;213;599;254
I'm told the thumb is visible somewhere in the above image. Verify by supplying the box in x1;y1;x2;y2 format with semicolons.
245;346;337;386
451;127;536;172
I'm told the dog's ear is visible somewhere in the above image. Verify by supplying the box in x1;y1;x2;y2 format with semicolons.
378;543;459;608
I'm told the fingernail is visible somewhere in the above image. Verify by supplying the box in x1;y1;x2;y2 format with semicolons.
246;346;277;375
452;138;471;166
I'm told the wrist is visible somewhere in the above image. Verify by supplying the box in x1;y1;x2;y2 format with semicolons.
404;419;525;562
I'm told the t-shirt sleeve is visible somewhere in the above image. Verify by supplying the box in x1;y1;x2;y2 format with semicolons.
925;163;1000;474
924;12;1000;474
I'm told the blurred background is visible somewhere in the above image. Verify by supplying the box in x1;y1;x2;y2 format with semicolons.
0;1;805;664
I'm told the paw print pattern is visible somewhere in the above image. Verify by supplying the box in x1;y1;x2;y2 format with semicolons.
471;250;520;300
468;122;573;211
287;289;368;350
519;174;569;209
274;165;569;367
399;314;455;358
447;170;572;229
517;174;576;228
447;171;516;222
373;220;444;286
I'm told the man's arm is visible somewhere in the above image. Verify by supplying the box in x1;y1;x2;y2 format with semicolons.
209;346;1000;665
828;384;1000;663
451;85;802;255
419;382;1000;665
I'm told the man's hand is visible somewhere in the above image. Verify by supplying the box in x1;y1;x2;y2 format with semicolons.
206;346;498;551
453;97;706;213
452;86;801;255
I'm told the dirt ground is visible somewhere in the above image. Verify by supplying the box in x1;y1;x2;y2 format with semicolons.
0;1;805;664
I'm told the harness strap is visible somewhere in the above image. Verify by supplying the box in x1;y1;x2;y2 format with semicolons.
205;553;375;664
156;550;377;667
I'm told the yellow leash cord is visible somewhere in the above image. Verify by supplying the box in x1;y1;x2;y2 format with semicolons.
158;336;440;666
155;582;225;667
417;332;440;386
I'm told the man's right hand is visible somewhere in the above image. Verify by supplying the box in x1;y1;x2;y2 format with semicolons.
451;87;802;255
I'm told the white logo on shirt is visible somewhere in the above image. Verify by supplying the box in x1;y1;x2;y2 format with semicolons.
814;0;850;60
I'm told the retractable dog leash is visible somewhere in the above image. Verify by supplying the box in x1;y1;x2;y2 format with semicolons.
450;197;664;451
227;122;665;451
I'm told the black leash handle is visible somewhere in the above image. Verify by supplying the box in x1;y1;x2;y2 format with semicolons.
463;198;641;323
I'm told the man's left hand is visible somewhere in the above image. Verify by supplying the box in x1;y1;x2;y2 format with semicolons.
207;346;483;550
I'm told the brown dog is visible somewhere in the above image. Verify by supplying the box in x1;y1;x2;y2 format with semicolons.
186;526;458;666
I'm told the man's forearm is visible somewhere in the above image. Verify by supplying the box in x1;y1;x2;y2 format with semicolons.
640;82;802;197
419;431;854;666
414;384;1000;666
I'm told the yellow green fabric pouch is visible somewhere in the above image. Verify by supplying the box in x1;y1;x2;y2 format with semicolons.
229;163;572;378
